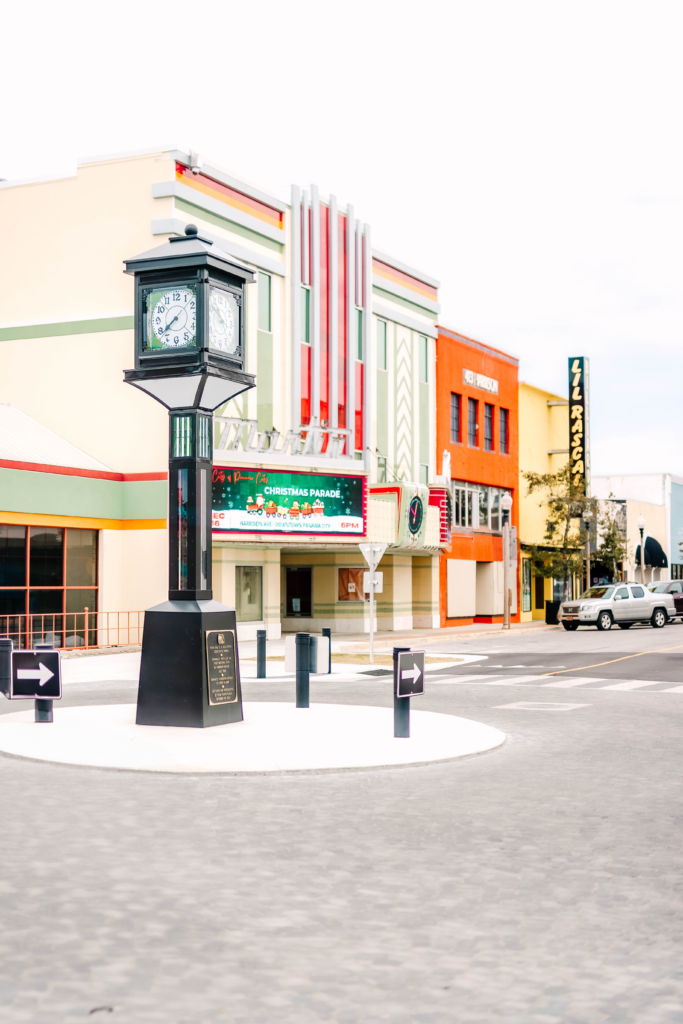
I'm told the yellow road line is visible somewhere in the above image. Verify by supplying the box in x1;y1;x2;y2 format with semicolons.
543;644;683;676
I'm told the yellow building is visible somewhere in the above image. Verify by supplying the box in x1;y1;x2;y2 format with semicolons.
518;382;571;621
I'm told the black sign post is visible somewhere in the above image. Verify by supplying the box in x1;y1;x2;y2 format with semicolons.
10;647;61;723
393;647;425;737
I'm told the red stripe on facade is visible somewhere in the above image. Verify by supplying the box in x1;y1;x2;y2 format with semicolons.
372;259;438;301
0;460;167;482
175;163;283;228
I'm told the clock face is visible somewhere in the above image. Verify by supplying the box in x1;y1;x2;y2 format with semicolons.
145;285;197;349
408;496;424;535
209;286;239;356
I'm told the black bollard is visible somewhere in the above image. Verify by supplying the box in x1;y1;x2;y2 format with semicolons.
322;627;332;674
393;646;411;738
0;637;12;698
256;629;267;679
34;640;54;722
295;632;310;708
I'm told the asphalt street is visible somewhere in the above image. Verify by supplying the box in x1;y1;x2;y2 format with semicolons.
1;625;682;1023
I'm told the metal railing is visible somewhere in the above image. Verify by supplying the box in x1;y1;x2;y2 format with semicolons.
0;609;145;651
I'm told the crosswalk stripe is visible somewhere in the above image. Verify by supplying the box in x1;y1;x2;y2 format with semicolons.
598;679;663;691
660;684;683;693
541;677;605;688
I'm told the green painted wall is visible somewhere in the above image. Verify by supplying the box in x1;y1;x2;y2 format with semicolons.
376;368;388;456
419;382;430;466
0;468;167;520
175;198;284;254
0;316;133;343
257;330;274;431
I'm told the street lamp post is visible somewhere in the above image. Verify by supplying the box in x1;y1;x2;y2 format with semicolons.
123;225;256;727
637;515;646;586
584;510;593;590
501;492;513;629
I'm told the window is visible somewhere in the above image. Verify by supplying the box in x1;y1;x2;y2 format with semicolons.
450;393;461;443
419;335;428;383
258;272;271;332
301;287;310;344
630;586;645;598
0;525;98;648
490;491;500;531
478;488;489;527
338;567;367;602
468;398;478;447
377;456;387;483
484;403;494;452
500;407;509;454
356;309;363;360
377;320;387;370
420;465;429;485
522;559;531;612
235;566;263;622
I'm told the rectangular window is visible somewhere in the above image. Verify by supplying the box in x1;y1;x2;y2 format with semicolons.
450;393;461;443
0;526;99;649
0;525;26;586
490;490;500;531
534;575;545;609
258;272;271;332
356;309;363;360
484;403;494;451
500;408;509;454
522;560;531;612
468;398;478;447
301;287;310;344
419;335;428;383
478;488;489;528
338;567;367;602
286;567;312;617
377;320;387;370
377;456;387;483
420;465;429;485
235;566;263;622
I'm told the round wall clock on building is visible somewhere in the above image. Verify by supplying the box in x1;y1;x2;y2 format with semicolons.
124;224;255;411
408;495;424;534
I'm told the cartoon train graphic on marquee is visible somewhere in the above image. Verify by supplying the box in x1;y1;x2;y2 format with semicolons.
245;494;325;518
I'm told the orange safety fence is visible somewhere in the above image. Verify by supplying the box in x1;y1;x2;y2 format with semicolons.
0;609;145;651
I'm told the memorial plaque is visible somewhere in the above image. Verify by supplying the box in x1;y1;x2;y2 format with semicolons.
205;630;240;705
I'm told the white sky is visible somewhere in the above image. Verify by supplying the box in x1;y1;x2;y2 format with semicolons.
3;0;682;476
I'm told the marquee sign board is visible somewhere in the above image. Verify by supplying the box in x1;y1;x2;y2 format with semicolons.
568;357;590;495
395;650;425;698
212;467;365;536
10;651;61;700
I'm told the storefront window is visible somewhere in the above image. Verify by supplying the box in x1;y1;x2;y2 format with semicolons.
338;568;366;602
235;566;263;622
478;489;489;527
522;559;531;612
286;567;312;617
0;526;98;647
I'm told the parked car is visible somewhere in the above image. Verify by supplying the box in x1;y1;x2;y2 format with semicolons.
646;581;683;622
558;583;670;631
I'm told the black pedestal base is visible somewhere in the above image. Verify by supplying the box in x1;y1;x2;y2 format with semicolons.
136;600;243;728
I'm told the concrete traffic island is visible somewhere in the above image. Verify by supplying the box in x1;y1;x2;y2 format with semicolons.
0;702;505;774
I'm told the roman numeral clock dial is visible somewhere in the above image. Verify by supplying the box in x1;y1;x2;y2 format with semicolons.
145;286;197;349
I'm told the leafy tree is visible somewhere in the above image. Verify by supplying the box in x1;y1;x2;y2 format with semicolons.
523;464;598;600
594;499;628;582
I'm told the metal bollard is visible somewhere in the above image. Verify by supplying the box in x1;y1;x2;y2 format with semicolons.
256;629;267;679
322;627;332;674
0;638;13;697
34;640;54;723
295;632;310;708
393;646;411;738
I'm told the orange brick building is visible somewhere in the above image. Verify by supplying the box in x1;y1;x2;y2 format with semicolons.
435;326;520;625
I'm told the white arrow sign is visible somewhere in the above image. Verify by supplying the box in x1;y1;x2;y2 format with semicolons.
401;663;422;685
17;662;54;687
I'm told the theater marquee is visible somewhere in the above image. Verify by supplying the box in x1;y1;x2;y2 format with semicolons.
212;467;366;536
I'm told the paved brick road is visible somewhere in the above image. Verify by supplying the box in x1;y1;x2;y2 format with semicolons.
1;637;682;1023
